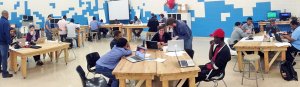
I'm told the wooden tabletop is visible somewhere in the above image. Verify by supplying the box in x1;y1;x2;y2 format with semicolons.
258;21;290;25
122;24;148;28
11;42;70;56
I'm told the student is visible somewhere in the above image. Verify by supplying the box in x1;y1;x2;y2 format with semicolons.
45;15;53;40
99;19;108;38
112;19;120;31
0;10;13;78
96;38;132;87
166;18;193;50
147;14;159;32
26;25;44;66
132;16;143;38
89;16;101;40
151;25;171;46
266;19;280;35
110;31;122;49
282;20;300;65
229;22;248;49
57;15;68;42
182;29;231;87
242;17;254;33
66;19;79;47
159;14;167;24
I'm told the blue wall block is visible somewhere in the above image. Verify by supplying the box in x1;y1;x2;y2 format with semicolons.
0;2;3;5
49;3;56;9
25;1;31;16
33;12;45;28
14;2;20;10
79;0;84;7
10;12;22;28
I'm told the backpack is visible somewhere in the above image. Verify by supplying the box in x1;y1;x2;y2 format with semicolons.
280;61;298;81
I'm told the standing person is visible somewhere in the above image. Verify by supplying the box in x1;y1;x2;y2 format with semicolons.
0;10;13;78
147;13;159;32
242;17;254;33
57;15;68;42
229;22;248;49
282;20;300;65
96;38;132;87
89;16;101;40
45;15;53;40
99;19;108;38
132;16;143;38
26;25;44;66
159;14;167;24
166;18;193;50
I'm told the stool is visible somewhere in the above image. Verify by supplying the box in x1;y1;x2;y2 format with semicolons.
241;54;264;87
90;32;98;42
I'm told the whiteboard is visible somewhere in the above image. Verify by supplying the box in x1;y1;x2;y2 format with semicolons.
108;0;130;20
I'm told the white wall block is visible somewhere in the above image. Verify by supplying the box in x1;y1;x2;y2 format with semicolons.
221;12;230;21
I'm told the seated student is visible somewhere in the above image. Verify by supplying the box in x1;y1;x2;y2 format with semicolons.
282;20;300;65
26;25;43;66
182;29;231;87
266;19;280;36
132;16;143;38
229;22;248;49
66;19;79;47
151;25;171;47
99;19;108;38
96;38;132;87
110;31;122;49
242;17;254;33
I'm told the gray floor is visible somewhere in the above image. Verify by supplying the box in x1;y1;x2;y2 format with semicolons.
1;36;300;87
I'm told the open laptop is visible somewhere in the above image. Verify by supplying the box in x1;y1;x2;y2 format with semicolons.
126;46;146;63
274;33;289;42
16;38;26;47
178;59;195;68
146;41;158;49
167;40;184;52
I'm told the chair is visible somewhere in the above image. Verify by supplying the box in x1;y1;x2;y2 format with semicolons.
86;52;101;77
185;49;194;59
241;54;264;87
90;32;98;42
196;70;227;87
76;65;108;87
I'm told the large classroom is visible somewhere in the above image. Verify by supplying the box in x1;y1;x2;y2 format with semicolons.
0;0;300;87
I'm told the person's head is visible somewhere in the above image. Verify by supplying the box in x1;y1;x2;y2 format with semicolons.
100;19;103;22
158;25;166;35
154;15;157;19
134;16;138;21
235;22;241;27
2;10;9;19
63;15;67;20
290;20;299;30
160;14;164;18
246;17;253;25
114;30;122;39
210;28;225;44
270;19;276;25
93;16;96;20
47;14;52;20
29;25;35;31
70;19;74;23
151;13;155;17
116;38;128;48
166;18;177;28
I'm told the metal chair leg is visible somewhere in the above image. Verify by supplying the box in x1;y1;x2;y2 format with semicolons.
222;80;228;87
242;63;245;85
196;82;200;87
255;71;258;87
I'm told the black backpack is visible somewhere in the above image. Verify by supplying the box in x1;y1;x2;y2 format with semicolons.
280;61;298;81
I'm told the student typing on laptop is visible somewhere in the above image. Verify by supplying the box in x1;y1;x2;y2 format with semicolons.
182;28;231;87
96;38;132;87
26;25;44;66
282;20;300;65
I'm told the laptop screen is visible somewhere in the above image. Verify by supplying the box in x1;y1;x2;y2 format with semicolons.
136;46;146;59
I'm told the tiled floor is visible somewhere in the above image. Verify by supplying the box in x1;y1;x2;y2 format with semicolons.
1;36;300;87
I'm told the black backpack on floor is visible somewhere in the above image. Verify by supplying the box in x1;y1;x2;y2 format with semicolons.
280;61;298;81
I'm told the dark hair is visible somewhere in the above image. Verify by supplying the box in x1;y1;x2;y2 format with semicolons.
166;18;177;26
160;14;164;18
47;14;52;18
92;16;96;20
29;25;35;29
158;24;166;30
247;17;252;21
116;38;128;47
63;15;67;19
100;19;103;22
151;13;155;17
290;20;299;26
114;30;122;37
235;22;241;26
70;19;74;23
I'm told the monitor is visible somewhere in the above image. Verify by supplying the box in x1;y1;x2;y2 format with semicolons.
267;11;277;19
22;15;28;20
50;19;60;23
279;13;291;21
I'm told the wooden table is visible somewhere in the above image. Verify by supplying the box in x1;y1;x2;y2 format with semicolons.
234;33;288;73
9;42;70;79
112;50;199;87
122;24;148;41
101;24;123;35
78;26;87;47
258;21;290;32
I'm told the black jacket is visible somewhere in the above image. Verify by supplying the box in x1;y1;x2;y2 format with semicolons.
206;44;231;77
151;33;172;43
147;18;159;32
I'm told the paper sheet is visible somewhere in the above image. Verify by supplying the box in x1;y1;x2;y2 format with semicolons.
274;42;291;47
155;58;167;63
165;51;185;56
240;36;264;42
145;54;151;58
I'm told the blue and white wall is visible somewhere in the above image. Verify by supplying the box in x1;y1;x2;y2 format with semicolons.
0;0;299;37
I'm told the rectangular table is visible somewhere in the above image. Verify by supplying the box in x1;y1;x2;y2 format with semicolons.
258;21;290;31
122;24;148;41
9;42;70;79
112;50;199;87
234;33;289;73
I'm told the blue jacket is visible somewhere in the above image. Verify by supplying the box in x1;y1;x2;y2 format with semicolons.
173;21;192;40
0;16;11;45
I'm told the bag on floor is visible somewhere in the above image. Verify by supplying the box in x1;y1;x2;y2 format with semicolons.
280;61;298;81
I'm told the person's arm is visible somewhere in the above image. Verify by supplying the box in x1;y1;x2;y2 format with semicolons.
238;29;248;37
209;40;214;60
4;22;11;44
283;34;295;42
26;33;32;42
165;33;172;43
151;33;159;41
177;25;189;40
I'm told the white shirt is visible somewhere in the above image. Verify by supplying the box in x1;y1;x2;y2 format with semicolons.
57;19;68;35
66;22;79;38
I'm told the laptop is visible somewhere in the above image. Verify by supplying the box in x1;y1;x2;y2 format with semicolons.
274;33;284;42
146;41;158;49
178;59;195;68
126;46;146;63
167;40;184;52
16;38;26;47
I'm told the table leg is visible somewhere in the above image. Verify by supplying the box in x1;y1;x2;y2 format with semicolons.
126;28;132;41
281;51;286;61
189;77;196;87
9;52;14;70
162;80;169;87
260;25;264;32
254;51;259;72
78;32;82;47
237;51;243;72
49;52;53;61
146;79;152;87
264;51;269;73
21;56;27;79
119;79;126;87
55;51;59;63
64;48;69;65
